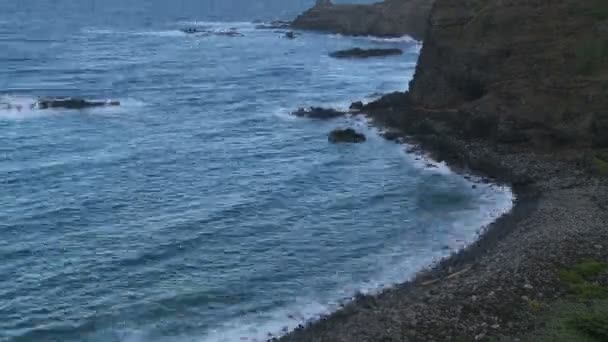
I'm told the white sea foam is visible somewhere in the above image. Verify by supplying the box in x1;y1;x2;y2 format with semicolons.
201;111;514;342
196;184;513;342
0;95;47;120
329;33;418;44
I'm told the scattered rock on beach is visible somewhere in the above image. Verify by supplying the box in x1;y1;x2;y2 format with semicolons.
328;128;366;143
329;48;403;59
292;107;346;119
36;97;120;110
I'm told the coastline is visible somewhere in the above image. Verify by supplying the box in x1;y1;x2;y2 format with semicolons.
278;106;608;341
278;0;608;337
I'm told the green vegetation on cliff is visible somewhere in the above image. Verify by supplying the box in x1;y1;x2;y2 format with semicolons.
525;261;608;342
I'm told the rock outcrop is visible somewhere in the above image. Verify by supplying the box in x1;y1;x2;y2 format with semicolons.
292;107;346;119
36;97;120;110
403;0;608;149
328;128;366;143
291;0;434;40
329;48;403;59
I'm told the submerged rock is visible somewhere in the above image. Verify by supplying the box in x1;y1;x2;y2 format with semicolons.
328;128;366;143
180;27;207;34
329;48;403;59
36;97;120;110
292;107;346;119
284;31;298;39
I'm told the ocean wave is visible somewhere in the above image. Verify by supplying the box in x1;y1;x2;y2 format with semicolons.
329;33;418;44
200;188;513;342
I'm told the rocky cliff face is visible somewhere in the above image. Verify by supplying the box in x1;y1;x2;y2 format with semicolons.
408;0;608;148
291;0;434;40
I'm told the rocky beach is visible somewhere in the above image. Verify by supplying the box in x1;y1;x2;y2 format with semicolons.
281;0;608;340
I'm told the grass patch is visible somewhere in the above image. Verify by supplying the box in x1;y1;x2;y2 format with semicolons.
571;283;608;300
576;37;608;75
559;269;585;284
569;0;608;20
523;300;608;342
522;260;608;341
559;260;608;299
569;310;608;340
593;155;608;176
588;0;608;20
574;261;608;279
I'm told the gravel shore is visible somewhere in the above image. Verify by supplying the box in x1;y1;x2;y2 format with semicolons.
279;114;608;341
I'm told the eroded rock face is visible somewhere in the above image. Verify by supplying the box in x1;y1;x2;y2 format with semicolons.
328;128;366;143
407;0;608;148
329;48;403;59
36;98;120;110
292;107;346;119
291;0;434;40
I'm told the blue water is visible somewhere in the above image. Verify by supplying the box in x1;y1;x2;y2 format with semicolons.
0;1;513;341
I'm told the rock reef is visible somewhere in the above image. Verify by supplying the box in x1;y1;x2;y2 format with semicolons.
328;128;366;143
329;47;403;59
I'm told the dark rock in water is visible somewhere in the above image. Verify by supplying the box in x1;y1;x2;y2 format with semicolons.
363;91;410;110
328;128;366;143
292;107;345;119
180;27;207;34
329;48;403;59
36;97;120;110
180;27;243;37
349;101;364;112
215;29;244;37
284;31;297;39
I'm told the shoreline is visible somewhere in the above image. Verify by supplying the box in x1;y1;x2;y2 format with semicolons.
279;103;608;340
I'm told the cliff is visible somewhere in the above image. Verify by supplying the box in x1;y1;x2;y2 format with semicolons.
291;0;434;40
407;0;608;149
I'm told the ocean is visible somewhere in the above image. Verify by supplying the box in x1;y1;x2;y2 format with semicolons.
0;1;513;341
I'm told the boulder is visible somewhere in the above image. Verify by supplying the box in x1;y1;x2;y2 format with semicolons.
292;107;346;119
328;128;366;143
349;101;364;112
35;97;120;110
329;48;403;59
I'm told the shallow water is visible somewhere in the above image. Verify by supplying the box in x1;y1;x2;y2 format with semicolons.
0;1;513;341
